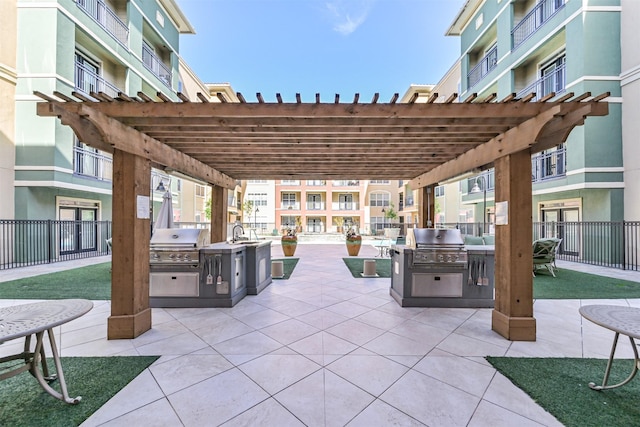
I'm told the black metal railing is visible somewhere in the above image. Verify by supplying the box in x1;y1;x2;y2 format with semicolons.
76;0;128;47
533;221;640;271
512;0;565;49
437;220;639;271
467;45;498;89
0;220;112;270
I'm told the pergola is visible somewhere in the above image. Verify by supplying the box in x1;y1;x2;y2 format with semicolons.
36;90;609;341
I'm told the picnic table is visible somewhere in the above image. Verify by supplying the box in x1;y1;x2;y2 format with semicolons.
579;304;640;391
0;299;93;404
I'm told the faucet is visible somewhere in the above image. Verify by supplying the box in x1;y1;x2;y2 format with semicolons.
232;224;245;243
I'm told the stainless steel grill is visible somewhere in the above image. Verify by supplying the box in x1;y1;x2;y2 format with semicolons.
405;228;468;268
149;228;210;265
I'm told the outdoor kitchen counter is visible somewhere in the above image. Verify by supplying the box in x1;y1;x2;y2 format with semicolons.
390;244;495;308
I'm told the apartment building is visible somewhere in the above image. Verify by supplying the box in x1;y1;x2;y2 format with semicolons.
243;180;404;236
0;1;17;221
440;0;625;239
14;0;195;223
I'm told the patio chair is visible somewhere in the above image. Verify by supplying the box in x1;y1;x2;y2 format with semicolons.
532;238;561;277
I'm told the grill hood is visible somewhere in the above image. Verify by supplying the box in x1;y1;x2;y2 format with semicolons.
406;228;464;248
150;228;210;249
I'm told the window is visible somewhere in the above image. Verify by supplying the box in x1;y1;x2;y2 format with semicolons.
247;192;267;206
371;216;386;233
370;192;390;207
306;180;325;186
75;52;100;94
307;194;322;210
435;185;445;197
248;180;268;183
540;55;566;97
281;215;296;227
370;180;390;184
281;180;300;185
282;193;297;208
339;194;353;210
195;184;206;198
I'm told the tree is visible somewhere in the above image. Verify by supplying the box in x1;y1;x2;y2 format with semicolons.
384;202;398;222
242;200;254;224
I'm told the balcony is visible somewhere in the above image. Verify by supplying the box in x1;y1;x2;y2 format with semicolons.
516;62;566;100
467;45;498;89
512;0;565;50
142;44;172;88
75;60;122;98
76;0;128;47
532;146;566;182
74;145;113;182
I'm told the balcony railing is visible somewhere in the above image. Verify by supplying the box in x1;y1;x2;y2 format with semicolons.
332;180;360;186
467;45;498;89
142;44;172;88
75;61;121;98
517;62;566;100
76;0;128;47
332;202;359;210
532;146;566;182
73;145;113;181
281;203;301;210
512;0;565;49
306;202;325;210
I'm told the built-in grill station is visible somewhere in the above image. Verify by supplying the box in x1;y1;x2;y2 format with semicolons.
390;228;494;308
149;228;210;307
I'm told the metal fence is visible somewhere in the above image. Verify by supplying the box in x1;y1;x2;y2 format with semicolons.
438;221;640;271
2;219;638;272
0;220;112;270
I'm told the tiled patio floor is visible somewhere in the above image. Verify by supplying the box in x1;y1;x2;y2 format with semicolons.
2;242;640;426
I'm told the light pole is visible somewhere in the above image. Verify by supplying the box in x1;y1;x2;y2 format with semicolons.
254;206;259;230
470;174;487;236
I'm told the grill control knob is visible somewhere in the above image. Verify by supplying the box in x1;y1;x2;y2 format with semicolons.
184;254;192;261
169;253;176;260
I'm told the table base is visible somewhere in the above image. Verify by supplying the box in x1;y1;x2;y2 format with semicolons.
589;332;640;391
0;329;81;404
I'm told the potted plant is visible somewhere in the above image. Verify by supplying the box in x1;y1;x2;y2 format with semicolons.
281;228;297;256
345;227;362;256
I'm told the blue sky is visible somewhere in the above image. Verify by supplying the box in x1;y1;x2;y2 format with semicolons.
176;0;466;103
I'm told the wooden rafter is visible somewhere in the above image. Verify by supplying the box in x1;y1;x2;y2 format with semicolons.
34;91;609;184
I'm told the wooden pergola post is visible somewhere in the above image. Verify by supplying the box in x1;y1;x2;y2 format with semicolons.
418;185;435;228
492;150;536;340
108;149;152;339
210;185;228;243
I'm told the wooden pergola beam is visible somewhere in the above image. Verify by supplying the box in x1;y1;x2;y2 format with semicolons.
37;102;237;190
409;101;608;188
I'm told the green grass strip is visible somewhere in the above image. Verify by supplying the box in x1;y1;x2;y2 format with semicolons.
271;258;299;280
534;267;640;299
342;258;391;278
0;263;112;300
487;357;640;427
0;356;158;427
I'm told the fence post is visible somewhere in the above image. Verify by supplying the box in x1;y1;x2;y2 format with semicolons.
47;219;52;264
623;220;627;271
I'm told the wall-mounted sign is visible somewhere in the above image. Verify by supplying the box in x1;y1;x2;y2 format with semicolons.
495;201;508;225
137;195;150;219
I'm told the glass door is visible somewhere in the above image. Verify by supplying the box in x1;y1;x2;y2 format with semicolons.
59;207;98;254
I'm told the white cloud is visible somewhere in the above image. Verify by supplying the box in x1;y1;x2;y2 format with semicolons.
325;0;374;35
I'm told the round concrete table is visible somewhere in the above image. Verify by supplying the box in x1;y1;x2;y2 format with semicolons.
0;299;93;404
579;304;640;391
